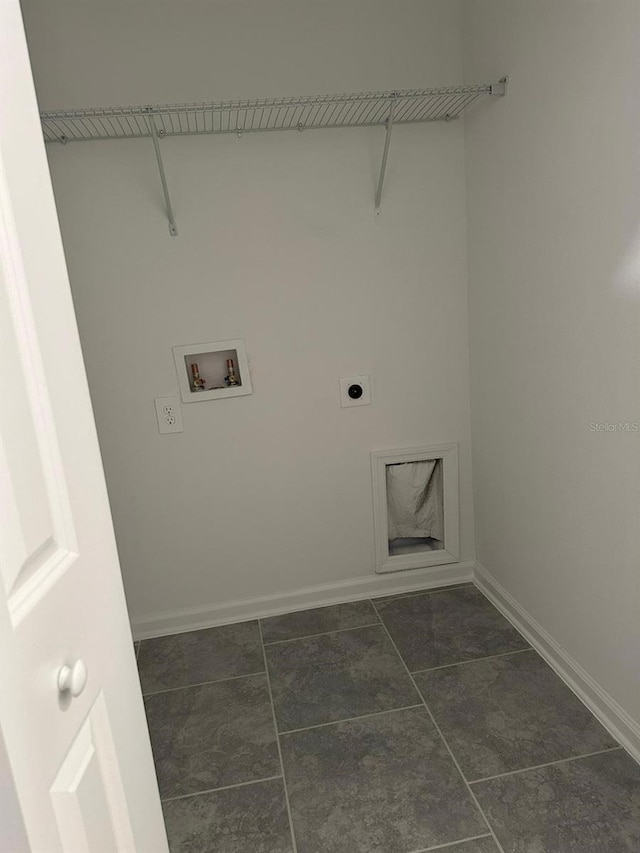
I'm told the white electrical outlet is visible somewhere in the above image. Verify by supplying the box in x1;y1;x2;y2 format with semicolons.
154;396;184;434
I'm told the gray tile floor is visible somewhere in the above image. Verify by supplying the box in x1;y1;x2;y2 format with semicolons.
136;583;640;853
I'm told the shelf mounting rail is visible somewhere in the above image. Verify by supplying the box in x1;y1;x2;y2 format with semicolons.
40;79;507;235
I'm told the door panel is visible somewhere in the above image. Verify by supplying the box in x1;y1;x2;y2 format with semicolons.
0;226;77;625
51;693;134;853
0;2;168;850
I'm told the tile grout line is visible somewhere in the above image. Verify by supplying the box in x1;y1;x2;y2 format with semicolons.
278;703;426;736
161;774;284;803
408;832;494;852
264;620;382;646
410;647;533;675
468;745;624;785
258;618;299;853
374;614;507;853
142;670;266;698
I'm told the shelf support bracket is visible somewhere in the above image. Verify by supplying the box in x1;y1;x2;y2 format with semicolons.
146;110;178;236
375;95;397;210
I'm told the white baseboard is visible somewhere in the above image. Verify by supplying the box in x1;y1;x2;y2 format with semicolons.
474;562;640;764
131;561;474;640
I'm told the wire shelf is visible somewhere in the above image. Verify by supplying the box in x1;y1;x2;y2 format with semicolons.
39;80;506;232
40;83;504;144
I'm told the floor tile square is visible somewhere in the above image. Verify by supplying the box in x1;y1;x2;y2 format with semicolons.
280;706;487;853
414;650;618;779
138;621;264;693
261;600;379;643
472;750;640;852
265;624;419;731
145;675;280;798
374;586;529;671
162;778;293;853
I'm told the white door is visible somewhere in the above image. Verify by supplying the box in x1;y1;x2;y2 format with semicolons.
0;2;169;850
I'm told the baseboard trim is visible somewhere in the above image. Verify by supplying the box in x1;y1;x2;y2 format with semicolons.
131;561;474;640
474;562;640;764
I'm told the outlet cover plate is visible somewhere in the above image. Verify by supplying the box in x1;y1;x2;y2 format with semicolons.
154;396;184;434
339;375;371;408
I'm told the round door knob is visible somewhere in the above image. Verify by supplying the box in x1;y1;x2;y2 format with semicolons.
58;659;88;697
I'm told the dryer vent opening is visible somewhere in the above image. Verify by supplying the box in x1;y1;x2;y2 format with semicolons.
371;445;459;574
386;458;444;556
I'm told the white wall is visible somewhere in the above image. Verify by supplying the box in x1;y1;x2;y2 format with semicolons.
463;0;640;722
22;0;475;621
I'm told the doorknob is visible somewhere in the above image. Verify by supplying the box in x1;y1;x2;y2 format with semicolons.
57;659;88;697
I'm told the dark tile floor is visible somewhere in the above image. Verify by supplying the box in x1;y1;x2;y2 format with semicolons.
136;583;640;853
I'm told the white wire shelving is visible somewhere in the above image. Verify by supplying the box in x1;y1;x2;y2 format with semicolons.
40;80;507;235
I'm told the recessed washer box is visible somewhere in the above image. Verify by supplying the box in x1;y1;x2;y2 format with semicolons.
173;339;252;403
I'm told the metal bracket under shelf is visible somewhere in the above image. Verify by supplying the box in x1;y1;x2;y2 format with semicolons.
146;110;178;237
375;95;397;210
40;79;507;234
